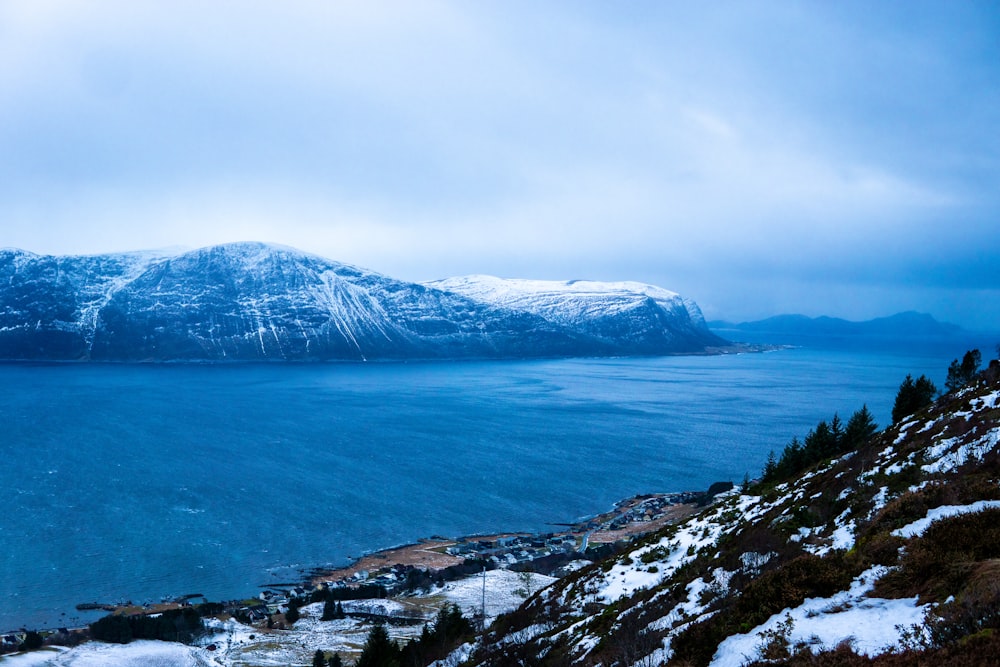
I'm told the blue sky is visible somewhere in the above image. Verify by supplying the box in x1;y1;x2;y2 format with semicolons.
1;1;998;330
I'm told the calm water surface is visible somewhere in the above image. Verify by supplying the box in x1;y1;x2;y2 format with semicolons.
0;341;983;630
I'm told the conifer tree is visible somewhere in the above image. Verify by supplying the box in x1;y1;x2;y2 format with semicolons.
356;623;400;667
945;349;982;393
844;405;878;449
763;450;778;482
328;653;343;667
321;597;345;621
892;374;936;422
313;649;327;667
285;599;300;624
829;414;844;451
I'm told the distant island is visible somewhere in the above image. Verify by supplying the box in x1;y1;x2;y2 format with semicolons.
0;242;731;362
709;311;966;341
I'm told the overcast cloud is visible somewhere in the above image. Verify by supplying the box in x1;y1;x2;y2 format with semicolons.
1;1;998;329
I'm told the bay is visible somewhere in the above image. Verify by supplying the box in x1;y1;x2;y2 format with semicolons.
0;339;986;631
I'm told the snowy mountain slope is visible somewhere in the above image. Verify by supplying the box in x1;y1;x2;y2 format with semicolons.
0;248;174;360
428;276;726;354
461;357;1000;666
0;243;723;361
87;242;597;361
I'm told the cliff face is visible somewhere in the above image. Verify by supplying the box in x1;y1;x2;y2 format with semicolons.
461;360;1000;666
0;243;726;361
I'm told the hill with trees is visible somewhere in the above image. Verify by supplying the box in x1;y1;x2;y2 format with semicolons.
452;349;1000;666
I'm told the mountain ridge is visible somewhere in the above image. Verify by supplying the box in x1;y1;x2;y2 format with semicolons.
709;311;965;339
0;242;727;362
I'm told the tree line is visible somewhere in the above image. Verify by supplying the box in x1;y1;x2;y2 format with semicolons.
89;607;204;644
893;347;988;424
760;406;878;484
761;347;992;486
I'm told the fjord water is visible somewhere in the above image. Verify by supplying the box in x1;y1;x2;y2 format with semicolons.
0;342;983;631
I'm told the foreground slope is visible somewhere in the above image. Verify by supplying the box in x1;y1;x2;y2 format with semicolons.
0;243;725;361
466;358;1000;666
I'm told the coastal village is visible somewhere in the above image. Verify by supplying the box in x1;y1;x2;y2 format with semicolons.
0;489;710;664
236;490;703;626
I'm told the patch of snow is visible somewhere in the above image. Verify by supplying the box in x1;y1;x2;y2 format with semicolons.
892;500;1000;538
0;648;68;666
597;511;727;604
555;559;591;575
710;566;927;666
740;552;775;576
883;463;904;475
11;640;214;666
429;641;474;667
972;390;999;411
830;521;856;551
922;436;960;462
917;418;939;434
894;423;918;445
436;569;555;624
648;573;724;633
801;508;856;555
922;428;999;474
870;487;890;517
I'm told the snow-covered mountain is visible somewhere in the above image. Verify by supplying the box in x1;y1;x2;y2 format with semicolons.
0;243;725;361
460;356;1000;665
428;276;726;354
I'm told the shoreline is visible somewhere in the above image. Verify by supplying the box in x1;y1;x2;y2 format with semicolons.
302;491;702;591
2;490;704;638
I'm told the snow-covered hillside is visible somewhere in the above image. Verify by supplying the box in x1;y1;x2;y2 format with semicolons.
0;243;727;361
460;358;1000;666
429;276;725;354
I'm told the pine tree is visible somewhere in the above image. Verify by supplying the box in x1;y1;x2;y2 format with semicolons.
829;414;844;452
945;349;982;393
782;436;805;474
441;604;472;640
321;597;345;621
762;450;778;482
892;374;938;423
844;405;878;450
285;599;300;624
356;623;400;667
328;653;343;667
313;649;328;667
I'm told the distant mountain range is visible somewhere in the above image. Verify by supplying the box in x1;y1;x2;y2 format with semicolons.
0;242;728;362
708;311;965;340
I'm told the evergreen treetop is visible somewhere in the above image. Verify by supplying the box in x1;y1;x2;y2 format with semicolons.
892;374;937;423
945;349;981;394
